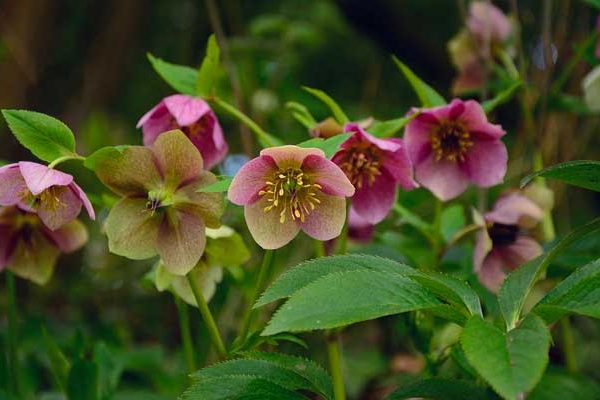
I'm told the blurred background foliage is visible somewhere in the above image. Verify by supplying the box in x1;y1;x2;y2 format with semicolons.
1;0;600;398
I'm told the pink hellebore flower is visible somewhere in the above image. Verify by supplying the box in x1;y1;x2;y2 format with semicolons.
404;99;507;201
467;1;511;46
348;207;374;243
0;162;95;230
94;130;224;275
332;124;418;224
0;206;88;284
137;94;228;170
228;145;355;249
473;193;544;292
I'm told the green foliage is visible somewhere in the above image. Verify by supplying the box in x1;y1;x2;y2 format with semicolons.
84;145;131;171
2;109;78;163
302;86;350;124
460;314;551;400
528;368;600;400
482;81;522;113
147;53;198;95
196;34;222;97
297;132;351;158
440;203;466;242
391;56;446;107
368;115;414;138
42;326;70;391
385;378;494;400
286;101;317;129
67;358;100;400
521;160;600;192
196;176;233;193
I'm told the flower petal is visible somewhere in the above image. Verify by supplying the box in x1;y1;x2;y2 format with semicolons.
461;100;506;139
260;145;324;169
300;193;347;241
485;193;543;227
302;154;355;197
138;101;175;146
8;230;59;285
36;186;82;230
104;198;160;260
175;171;224;228
462;138;507;187
348;207;374;243
45;219;88;253
381;138;419;190
415;155;469;201
69;183;96;220
477;252;506;293
157;209;206;276
0;164;27;206
352;169;397;224
171;263;223;306
244;197;300;249
404;112;436;166
152;130;204;189
228;155;276;205
498;236;543;270
186;113;228;170
473;225;493;273
18;162;73;195
163;94;212;127
342;123;402;152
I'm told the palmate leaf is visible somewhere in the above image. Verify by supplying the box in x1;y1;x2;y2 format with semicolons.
460;314;551;400
521;160;600;192
385;378;495;400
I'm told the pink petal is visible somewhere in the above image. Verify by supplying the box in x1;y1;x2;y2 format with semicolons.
45;219;88;253
462;138;507;187
163;94;211;127
302;154;355;197
157;210;206;276
477;252;507;293
342;123;402;152
485;193;543;227
0;164;27;206
473;226;493;273
352;170;397;224
186;112;228;170
36;186;82;231
381;138;419;190
260;146;325;169
69;183;96;220
299;193;347;241
140;102;177;147
244;197;300;249
460;100;506;139
467;2;511;43
18;162;73;195
0;224;14;269
228;155;277;205
404;112;436;166
348;207;374;243
415;155;469;201
498;236;542;270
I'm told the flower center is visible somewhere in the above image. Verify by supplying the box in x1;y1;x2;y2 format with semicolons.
258;168;322;224
146;189;173;214
172;115;212;140
338;143;382;189
431;121;473;162
488;223;519;246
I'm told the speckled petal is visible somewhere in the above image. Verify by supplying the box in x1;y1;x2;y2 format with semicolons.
0;164;27;206
260;145;325;169
244;196;300;249
228;155;277;205
36;186;82;230
299;193;347;241
152;130;204;189
157;209;206;276
302;154;355;197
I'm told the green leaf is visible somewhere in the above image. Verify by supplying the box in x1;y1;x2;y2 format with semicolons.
391;56;446;107
181;376;307;400
205;230;250;268
460;314;551;400
67;359;99;400
285;101;317;129
386;378;494;400
263;270;440;335
41;326;70;391
94;343;124;400
498;217;600;330
521;160;600;192
533;257;600;323
302;86;350;124
368;115;413;138
196;34;221;97
583;0;600;10
528;368;600;400
482;81;522;113
147;53;197;95
84;145;131;171
196;176;233;193
412;272;482;318
2;109;78;163
440;203;466;242
297;133;351;158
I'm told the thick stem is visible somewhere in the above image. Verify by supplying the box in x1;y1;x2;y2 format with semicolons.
174;295;196;372
238;250;274;341
326;330;346;400
6;272;19;397
561;317;577;373
186;274;227;360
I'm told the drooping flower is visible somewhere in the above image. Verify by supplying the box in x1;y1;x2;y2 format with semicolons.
228;145;355;249
151;226;250;306
404;99;507;201
94;130;224;275
332;123;417;224
0;162;95;230
137;94;228;170
448;30;485;95
473;192;544;292
466;1;511;46
0;206;88;284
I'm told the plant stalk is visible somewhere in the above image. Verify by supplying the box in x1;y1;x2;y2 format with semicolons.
6;272;19;397
174;295;196;372
561;317;577;373
326;330;346;400
238;249;274;341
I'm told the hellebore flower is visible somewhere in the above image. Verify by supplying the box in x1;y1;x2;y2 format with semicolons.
467;1;511;46
332;123;417;224
137;94;228;170
0;162;95;230
94;130;224;275
348;207;374;243
152;226;250;306
228;145;355;249
473;193;544;292
309;117;373;139
0;206;88;284
404;99;507;201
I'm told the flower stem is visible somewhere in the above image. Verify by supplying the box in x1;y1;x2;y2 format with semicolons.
47;154;85;169
238;250;274;341
326;330;346;400
186;274;227;360
314;240;326;258
561;317;577;373
6;271;20;397
174;295;196;372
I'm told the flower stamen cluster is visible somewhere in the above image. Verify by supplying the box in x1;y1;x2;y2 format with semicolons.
337;144;382;189
430;121;473;162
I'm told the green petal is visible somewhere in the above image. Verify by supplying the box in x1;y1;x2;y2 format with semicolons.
104;197;160;260
205;230;250;268
170;262;223;307
152;130;203;190
157;209;206;275
244;197;300;249
154;262;175;291
8;231;59;285
95;146;162;196
175;171;224;229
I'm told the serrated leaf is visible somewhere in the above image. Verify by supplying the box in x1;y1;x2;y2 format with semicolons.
391;56;446;107
147;53;197;95
528;368;600;400
367;115;413;138
181;376;307;400
196;176;233;193
498;217;600;330
196;34;221;97
84;145;131;171
482;81;522;113
2;109;78;163
521;160;600;192
412;272;482;318
460;314;551;400
533;258;600;323
297;133;351;158
302;86;349;124
263;270;441;335
67;359;99;400
386;378;494;400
